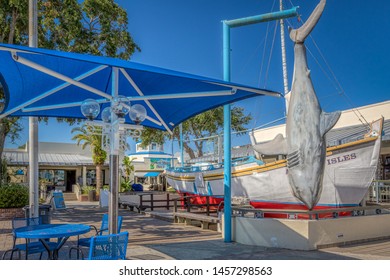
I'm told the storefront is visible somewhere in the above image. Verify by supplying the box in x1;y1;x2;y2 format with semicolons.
3;142;109;191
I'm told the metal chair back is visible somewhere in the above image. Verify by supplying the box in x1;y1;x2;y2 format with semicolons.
2;217;48;260
87;231;129;260
99;214;123;235
12;217;41;230
12;217;42;243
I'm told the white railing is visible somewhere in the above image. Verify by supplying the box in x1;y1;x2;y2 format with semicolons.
368;180;390;203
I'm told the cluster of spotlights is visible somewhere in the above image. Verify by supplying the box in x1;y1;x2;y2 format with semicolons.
80;96;146;124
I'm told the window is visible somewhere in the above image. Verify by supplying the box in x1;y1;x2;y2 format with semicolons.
39;170;65;186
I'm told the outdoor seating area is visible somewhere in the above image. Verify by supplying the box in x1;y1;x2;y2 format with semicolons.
2;200;390;260
0;200;223;260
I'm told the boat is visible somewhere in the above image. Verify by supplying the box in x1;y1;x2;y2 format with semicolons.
165;0;384;216
166;118;383;215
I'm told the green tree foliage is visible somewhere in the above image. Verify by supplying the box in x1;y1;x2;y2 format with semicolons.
140;106;252;160
71;125;107;193
0;183;29;208
0;0;139;174
122;156;135;182
38;0;140;59
0;1;28;45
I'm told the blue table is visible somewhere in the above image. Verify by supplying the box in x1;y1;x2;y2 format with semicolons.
15;223;90;260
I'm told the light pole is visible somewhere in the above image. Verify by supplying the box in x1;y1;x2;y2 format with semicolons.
81;96;146;234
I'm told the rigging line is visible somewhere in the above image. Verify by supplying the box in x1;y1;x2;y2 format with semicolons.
309;37;370;127
285;19;341;92
284;18;370;128
309;37;344;93
238;36;266;76
252;116;287;131
258;21;271;88
254;0;277;128
263;20;279;88
258;0;277;88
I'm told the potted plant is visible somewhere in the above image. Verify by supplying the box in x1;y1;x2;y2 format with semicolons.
82;185;96;202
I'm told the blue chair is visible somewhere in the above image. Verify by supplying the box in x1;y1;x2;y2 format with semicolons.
1;217;57;260
69;214;123;259
87;232;129;260
69;232;129;260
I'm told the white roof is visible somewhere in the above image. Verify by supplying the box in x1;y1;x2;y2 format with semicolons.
3;150;96;166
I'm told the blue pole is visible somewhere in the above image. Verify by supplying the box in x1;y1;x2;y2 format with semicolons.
221;7;298;243
223;22;232;242
180;123;184;167
224;7;298;28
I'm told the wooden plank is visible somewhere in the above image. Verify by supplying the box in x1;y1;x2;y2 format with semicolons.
174;212;220;223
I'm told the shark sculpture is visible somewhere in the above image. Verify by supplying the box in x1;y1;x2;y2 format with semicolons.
253;0;341;209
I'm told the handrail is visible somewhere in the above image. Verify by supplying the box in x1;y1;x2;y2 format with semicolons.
119;192;179;211
373;180;390;184
172;194;221;216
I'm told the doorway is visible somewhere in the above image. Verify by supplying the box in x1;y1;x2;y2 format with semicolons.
66;170;76;192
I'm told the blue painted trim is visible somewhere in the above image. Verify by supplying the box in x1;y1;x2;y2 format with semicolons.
207;182;213;196
193;183;198;195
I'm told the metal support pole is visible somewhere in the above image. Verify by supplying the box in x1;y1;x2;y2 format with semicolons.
222;22;232;242
109;153;119;233
109;67;119;234
218;135;223;163
180;123;184;167
376;181;379;204
221;6;298;242
28;0;39;218
223;7;298;28
280;1;289;97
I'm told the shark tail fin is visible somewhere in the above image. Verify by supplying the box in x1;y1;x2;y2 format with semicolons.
289;0;326;43
252;133;287;156
320;110;341;136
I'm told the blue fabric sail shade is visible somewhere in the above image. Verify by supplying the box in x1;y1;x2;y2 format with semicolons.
143;172;160;177
0;43;280;132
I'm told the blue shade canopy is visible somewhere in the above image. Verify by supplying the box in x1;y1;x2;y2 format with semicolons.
144;172;160;177
0;43;280;133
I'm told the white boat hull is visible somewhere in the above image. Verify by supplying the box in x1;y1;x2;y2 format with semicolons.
166;119;383;210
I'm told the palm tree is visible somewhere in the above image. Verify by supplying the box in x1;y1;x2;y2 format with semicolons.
122;156;136;183
71;125;107;194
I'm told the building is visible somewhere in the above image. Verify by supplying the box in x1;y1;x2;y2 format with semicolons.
128;142;177;190
3;142;109;191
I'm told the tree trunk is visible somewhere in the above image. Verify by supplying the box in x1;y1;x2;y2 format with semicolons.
96;164;102;194
8;9;18;44
0;121;7;184
183;142;196;160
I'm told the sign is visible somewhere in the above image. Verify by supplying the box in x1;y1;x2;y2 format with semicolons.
149;158;172;169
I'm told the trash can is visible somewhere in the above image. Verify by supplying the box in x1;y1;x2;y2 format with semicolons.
23;204;52;224
132;184;143;192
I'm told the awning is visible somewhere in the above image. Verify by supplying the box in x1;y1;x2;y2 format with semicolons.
144;172;160;177
0;43;280;132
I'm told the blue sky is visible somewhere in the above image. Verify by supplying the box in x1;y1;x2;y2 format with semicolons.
5;0;390;153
